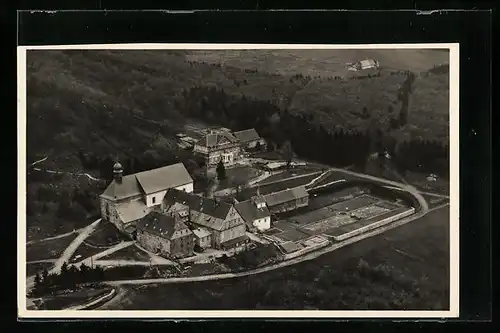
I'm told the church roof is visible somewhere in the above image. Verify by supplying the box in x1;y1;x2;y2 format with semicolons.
100;163;193;201
135;163;193;195
115;200;151;224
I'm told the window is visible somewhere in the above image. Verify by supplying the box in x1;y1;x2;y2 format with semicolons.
152;197;156;204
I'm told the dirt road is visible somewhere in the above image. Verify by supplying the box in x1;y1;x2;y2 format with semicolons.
51;218;102;274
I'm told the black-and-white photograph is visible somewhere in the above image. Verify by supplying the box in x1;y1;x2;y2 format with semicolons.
18;44;458;317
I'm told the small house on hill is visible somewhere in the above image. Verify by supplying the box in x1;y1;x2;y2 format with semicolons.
233;128;266;150
136;212;195;259
347;59;380;71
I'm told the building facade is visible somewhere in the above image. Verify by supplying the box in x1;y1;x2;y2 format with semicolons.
164;188;249;250
136;212;195;259
193;131;241;168
264;185;309;214
193;228;212;249
99;162;194;235
235;194;271;232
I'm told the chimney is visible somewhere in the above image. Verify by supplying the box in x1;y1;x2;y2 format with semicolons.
113;161;123;183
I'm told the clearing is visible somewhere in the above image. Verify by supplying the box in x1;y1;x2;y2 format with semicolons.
26;233;78;262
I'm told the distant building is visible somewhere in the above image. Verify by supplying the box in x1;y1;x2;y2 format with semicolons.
136;212;194;259
99;162;194;236
347;59;380;71
235;189;271;232
233;128;266;150
193;130;241;168
263;185;309;214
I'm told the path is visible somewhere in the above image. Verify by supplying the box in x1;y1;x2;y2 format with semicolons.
27;259;57;264
327;167;429;212
26;229;82;245
31;167;102;182
74;241;136;267
103;203;448;286
30;155;48;166
247;171;273;186
92;260;171;267
50;218;102;275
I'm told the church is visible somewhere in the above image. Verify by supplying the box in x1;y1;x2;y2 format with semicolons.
99;161;194;237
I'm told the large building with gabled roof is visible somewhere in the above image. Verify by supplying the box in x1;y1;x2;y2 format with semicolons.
193;130;241;167
136;211;195;259
163;188;249;250
99;162;194;235
233;128;266;150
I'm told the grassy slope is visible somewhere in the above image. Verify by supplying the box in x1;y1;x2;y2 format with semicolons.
102;206;450;310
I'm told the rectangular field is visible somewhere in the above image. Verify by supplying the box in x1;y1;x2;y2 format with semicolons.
325;207;413;237
289;194;379;226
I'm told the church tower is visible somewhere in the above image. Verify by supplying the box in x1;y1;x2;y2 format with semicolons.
113;161;123;183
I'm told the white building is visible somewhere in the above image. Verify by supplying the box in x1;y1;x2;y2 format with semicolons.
235;192;271;232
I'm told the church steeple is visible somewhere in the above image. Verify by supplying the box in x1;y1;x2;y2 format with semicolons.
113;160;123;183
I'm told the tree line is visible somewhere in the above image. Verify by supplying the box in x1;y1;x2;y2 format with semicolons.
177;82;449;177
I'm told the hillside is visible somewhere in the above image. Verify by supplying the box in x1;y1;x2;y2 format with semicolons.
25;49;450;240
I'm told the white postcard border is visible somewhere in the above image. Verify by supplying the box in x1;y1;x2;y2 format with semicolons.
17;43;459;319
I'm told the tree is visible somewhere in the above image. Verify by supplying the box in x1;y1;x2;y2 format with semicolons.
34;272;41;289
216;160;226;180
282;140;293;169
362;106;369;118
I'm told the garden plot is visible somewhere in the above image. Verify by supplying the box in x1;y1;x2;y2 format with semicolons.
350;205;390;219
289;194;380;226
302;214;356;234
301;203;390;234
